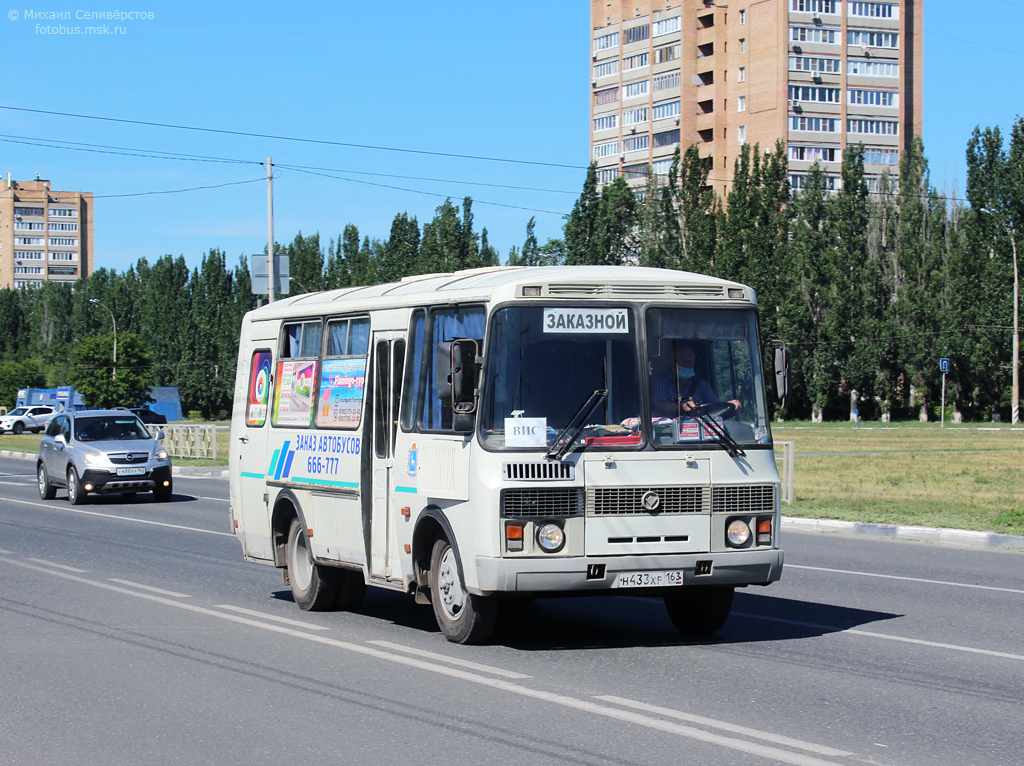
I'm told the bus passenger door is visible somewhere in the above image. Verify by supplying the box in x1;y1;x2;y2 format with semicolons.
369;333;405;581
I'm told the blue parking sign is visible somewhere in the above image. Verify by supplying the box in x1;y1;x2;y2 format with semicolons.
939;358;950;373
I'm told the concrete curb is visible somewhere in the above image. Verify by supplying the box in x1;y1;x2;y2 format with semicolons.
782;516;1024;551
3;447;1021;550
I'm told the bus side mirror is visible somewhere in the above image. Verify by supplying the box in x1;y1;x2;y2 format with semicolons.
436;339;481;433
774;346;791;404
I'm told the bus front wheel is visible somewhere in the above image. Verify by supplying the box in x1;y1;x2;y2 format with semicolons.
663;585;734;636
429;538;497;645
286;517;338;611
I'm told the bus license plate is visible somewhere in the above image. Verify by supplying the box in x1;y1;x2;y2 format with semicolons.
614;570;684;588
116;467;146;476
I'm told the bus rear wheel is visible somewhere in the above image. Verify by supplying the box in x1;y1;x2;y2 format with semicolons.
286;517;338;611
429;537;497;645
663;585;734;636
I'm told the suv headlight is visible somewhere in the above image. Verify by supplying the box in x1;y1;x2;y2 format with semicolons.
82;452;106;466
153;448;168;461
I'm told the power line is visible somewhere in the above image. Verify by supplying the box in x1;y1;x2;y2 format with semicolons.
0;104;586;171
93;177;266;199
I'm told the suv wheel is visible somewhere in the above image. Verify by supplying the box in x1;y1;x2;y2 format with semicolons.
67;466;86;505
37;462;56;500
12;421;24;435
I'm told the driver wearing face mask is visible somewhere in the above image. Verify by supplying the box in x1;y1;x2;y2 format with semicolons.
651;343;742;418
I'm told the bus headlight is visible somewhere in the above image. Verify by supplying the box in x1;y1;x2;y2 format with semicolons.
726;519;751;547
536;523;565;553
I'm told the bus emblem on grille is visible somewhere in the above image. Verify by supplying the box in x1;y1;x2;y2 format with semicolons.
641;491;661;512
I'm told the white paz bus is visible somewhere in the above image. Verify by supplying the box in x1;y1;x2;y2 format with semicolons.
229;266;788;644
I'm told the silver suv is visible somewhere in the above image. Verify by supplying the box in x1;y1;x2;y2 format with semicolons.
37;409;173;504
0;406;56;434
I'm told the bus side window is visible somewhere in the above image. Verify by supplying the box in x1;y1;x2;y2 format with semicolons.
401;309;426;432
423;306;485;432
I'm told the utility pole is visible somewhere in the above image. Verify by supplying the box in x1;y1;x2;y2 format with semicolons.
89;299;117;379
267;157;275;303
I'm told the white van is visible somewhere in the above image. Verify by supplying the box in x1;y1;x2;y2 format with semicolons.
229;266;786;643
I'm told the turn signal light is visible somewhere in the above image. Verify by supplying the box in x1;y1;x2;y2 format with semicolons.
506;523;524;552
756;518;772;545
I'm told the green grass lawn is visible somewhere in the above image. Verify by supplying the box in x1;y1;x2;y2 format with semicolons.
774;423;1024;537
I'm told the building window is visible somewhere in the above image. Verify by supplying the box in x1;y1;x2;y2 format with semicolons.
623;106;649;126
653;71;680;92
14;207;44;216
790;26;838;44
848;30;898;48
14;222;45;231
595;87;619;105
848;89;898;107
739;9;746;24
623;80;649;99
738;95;747;112
594;114;619;131
789;116;840;132
738;67;746;83
13;266;44;275
49;238;78;247
594;140;621;159
654;129;680;147
14;251;44;260
624;52;648;71
789;56;841;74
652;100;681;120
863;147;899;164
594;59;619;78
623;135;650;153
847;59;899;77
597;168;620;184
622;164;648;180
657;43;681;63
789;174;839;191
14;237;45;246
625;24;649;44
594;32;620;51
14;281;44;289
789;145;839;162
48;266;78;276
848;2;896;19
49;252;78;261
48;208;77;217
48;222;78;232
847;118;899;135
791;0;838;13
653;158;673;176
738;125;746;144
789;85;841;103
653;15;681;36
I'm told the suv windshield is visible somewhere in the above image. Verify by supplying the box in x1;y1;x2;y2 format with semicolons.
645;307;770;448
7;408;27;417
74;416;151;442
481;305;641;449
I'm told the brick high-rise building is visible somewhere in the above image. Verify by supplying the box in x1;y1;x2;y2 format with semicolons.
0;176;94;289
590;0;922;198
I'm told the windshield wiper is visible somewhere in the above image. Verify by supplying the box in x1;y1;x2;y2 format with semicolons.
546;389;608;462
680;398;746;458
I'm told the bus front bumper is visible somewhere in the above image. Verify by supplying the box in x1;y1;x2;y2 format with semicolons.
474;549;784;595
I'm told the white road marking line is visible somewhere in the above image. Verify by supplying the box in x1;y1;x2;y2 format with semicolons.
212;604;330;631
787;564;1024;595
1;556;853;766
368;640;532;679
107;578;191;598
26;558;88;573
0;480;31;485
596;695;852;757
195;496;229;502
0;548;12;554
2;497;233;537
734;612;1024;662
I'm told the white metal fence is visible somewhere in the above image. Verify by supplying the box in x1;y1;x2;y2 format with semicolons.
775;440;795;504
158;425;227;460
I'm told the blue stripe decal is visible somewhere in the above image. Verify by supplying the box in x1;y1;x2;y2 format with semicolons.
394;486;418;494
274;441;291;481
268;449;281;478
240;471;265;479
289;477;360;489
281;450;296;478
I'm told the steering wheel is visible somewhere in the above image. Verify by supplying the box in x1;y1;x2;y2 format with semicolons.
691;401;736;419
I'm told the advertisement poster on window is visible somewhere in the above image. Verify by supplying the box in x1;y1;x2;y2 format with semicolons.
247;351;272;427
317;358;367;428
273;360;318;426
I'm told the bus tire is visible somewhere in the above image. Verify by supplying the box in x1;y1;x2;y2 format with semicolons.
333;570;367;611
429;537;497;645
286;517;338;611
663;585;734;636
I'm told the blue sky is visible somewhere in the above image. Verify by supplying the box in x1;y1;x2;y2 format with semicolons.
1;1;1020;275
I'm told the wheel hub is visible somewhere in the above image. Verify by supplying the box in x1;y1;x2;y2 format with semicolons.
438;546;465;621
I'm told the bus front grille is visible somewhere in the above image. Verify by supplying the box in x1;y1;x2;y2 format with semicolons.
501;488;585;518
711;484;777;514
503;462;575;481
588;486;710;515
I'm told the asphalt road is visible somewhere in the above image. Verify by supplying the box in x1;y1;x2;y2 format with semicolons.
1;454;1021;766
